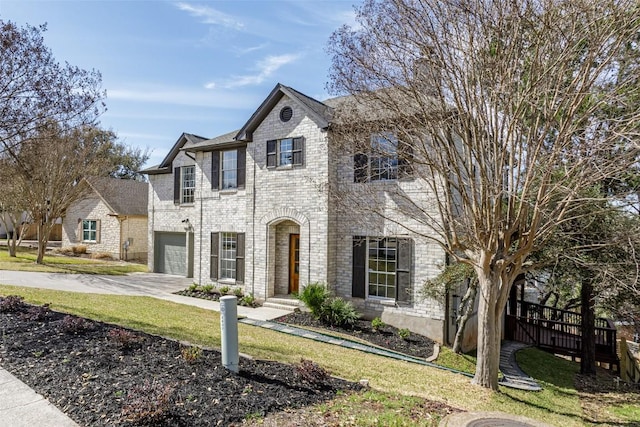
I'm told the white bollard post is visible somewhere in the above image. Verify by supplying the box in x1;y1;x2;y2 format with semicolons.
220;295;239;373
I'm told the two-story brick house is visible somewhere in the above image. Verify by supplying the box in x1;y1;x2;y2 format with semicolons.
143;84;450;342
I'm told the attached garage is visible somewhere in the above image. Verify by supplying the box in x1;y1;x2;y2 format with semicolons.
154;232;191;276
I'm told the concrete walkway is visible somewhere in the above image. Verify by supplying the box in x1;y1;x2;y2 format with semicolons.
0;270;541;426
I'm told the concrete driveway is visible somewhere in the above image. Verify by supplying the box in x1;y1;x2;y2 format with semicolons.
0;270;193;297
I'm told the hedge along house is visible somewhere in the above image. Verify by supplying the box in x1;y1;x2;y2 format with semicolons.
142;84;451;343
61;177;149;261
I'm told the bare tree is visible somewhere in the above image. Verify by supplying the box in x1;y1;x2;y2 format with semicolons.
328;0;640;389
0;163;30;257
0;19;104;159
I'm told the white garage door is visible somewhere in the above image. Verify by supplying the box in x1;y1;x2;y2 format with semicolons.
154;232;186;276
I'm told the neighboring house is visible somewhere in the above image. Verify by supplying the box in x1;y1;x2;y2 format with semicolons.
61;177;149;261
142;84;450;343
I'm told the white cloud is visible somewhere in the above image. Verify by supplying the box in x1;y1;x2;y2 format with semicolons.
204;82;216;90
222;54;300;88
237;43;268;56
175;2;244;30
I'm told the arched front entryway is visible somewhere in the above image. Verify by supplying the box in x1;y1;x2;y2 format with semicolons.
268;219;300;296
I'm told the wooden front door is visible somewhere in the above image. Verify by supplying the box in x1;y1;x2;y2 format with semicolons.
289;234;300;294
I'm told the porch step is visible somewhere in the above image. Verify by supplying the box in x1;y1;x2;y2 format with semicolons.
262;297;303;312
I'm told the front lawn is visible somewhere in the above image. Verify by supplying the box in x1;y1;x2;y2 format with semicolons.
1;285;637;425
0;247;147;275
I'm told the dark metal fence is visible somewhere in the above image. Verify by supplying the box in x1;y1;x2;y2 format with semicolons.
505;300;618;365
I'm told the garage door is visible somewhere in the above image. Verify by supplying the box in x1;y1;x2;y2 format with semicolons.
155;232;186;276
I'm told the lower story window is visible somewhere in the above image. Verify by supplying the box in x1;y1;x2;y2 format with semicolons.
352;235;412;303
367;237;397;299
220;232;237;280
82;220;97;242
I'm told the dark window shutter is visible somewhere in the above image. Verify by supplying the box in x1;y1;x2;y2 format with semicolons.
236;232;245;284
396;238;413;303
237;147;246;189
354;154;368;183
210;232;219;280
174;167;181;204
293;137;304;166
398;140;414;180
266;140;277;168
352;236;366;298
211;150;220;190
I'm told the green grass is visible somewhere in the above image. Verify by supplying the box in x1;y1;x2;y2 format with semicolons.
0;248;147;275
1;284;637;426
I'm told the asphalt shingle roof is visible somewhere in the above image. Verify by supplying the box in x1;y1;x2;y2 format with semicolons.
85;177;148;216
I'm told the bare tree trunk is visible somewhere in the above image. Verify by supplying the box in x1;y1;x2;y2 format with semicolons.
36;222;49;264
472;270;504;391
581;279;597;375
452;280;478;353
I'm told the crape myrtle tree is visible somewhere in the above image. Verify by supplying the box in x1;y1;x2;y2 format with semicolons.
0;19;104;160
0;20;149;262
7;123;148;264
327;0;640;389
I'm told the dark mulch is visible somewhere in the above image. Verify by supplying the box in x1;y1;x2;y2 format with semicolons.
0;298;361;426
275;311;435;360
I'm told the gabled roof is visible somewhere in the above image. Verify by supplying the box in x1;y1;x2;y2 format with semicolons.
235;83;334;141
85;177;148;216
182;129;242;152
139;132;208;175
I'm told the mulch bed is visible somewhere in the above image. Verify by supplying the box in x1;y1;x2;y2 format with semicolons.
275;311;435;360
0;297;361;426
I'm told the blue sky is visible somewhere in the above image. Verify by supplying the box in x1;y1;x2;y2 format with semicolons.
0;0;359;166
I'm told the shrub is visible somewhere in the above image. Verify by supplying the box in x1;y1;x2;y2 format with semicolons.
21;304;51;321
298;283;330;318
371;317;385;331
239;294;259;307
108;328;141;350
0;295;26;313
398;328;411;340
121;380;175;424
219;285;230;295
60;315;94;334
201;284;214;293
294;359;330;386
180;345;202;363
320;297;360;327
71;245;87;255
187;283;198;292
233;287;244;297
90;252;113;260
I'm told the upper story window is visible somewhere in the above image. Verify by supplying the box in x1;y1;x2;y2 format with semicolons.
370;133;398;181
354;133;412;183
181;165;195;203
222;150;238;189
211;147;246;191
266;137;304;168
174;165;195;205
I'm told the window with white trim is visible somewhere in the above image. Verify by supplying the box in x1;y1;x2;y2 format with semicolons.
221;150;238;190
82;220;97;242
266;137;304;168
220;232;237;280
367;237;397;299
210;232;245;283
352;236;412;303
181;165;195;204
354;133;412;182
